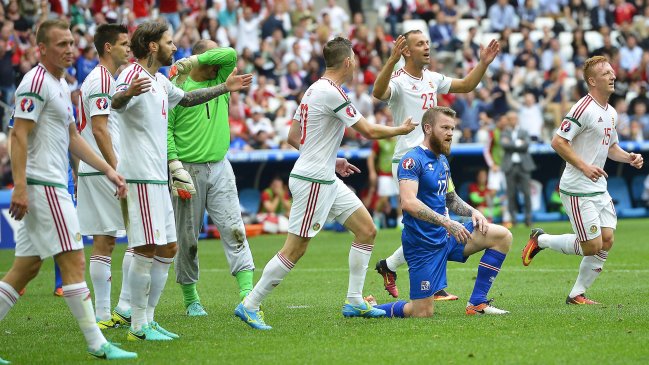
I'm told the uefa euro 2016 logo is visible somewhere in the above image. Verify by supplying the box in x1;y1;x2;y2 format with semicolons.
96;98;109;110
20;98;34;112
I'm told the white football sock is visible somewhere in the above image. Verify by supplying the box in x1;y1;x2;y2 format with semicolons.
385;245;406;272
243;253;293;311
116;249;134;312
147;256;173;323
569;251;607;298
0;281;19;321
538;233;582;255
347;242;373;305
128;253;153;331
63;282;107;352
89;255;112;321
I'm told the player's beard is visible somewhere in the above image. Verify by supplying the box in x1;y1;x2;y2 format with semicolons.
158;50;174;67
430;134;451;156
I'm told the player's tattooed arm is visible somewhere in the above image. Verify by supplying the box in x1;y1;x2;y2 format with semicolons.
177;84;229;107
410;199;473;243
446;190;475;217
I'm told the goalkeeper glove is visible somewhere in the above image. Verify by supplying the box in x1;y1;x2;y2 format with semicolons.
169;160;196;200
170;55;199;84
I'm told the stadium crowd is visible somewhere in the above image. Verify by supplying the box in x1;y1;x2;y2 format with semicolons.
1;0;649;187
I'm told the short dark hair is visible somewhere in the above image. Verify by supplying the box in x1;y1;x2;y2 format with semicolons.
422;106;456;131
130;22;169;59
192;39;216;56
94;24;128;57
323;37;352;68
403;29;423;43
36;19;70;45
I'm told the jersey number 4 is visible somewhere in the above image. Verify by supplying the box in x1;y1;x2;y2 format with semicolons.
299;103;308;144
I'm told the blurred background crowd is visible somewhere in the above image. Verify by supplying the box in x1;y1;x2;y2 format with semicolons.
1;0;649;218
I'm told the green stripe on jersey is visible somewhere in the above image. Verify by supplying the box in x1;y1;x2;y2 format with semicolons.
392;158;400;163
559;189;604;197
17;92;44;102
87;93;112;100
289;174;335;185
563;116;582;127
333;101;351;113
26;178;66;188
126;179;168;185
78;172;105;177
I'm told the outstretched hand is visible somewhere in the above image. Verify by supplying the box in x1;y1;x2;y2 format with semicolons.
389;35;408;64
125;74;151;97
479;39;500;65
225;68;253;92
336;158;361;177
400;117;419;134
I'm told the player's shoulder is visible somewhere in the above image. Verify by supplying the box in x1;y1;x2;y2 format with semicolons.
116;63;144;82
17;64;48;95
317;78;350;102
423;69;447;83
390;68;406;81
401;146;425;165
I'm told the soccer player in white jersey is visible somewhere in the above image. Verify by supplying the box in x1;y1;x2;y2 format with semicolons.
522;56;643;304
235;37;417;330
111;21;252;341
77;23;138;330
371;30;500;300
0;20;136;361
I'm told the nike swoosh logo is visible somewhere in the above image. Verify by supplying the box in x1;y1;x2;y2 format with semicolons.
130;331;146;340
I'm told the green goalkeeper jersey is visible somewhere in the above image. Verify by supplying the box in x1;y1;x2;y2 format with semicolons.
167;47;236;163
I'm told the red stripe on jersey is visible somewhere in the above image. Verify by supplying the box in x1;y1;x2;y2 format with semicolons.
45;187;70;251
302;183;320;236
0;287;17;305
321;78;349;102
50;187;72;251
571;196;587;242
137;184;153;244
390;69;404;79
572;95;592;120
300;183;318;236
31;67;45;94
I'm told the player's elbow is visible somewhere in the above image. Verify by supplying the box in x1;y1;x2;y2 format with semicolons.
550;135;564;152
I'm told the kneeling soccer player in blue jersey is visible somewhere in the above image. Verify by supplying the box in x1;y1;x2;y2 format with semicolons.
374;107;512;317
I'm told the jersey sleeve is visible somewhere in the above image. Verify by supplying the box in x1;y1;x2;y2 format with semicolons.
610;110;619;145
556;102;589;141
397;154;421;182
329;88;361;127
13;72;45;123
431;71;452;95
387;77;400;104
196;47;237;82
164;76;186;109
85;71;112;117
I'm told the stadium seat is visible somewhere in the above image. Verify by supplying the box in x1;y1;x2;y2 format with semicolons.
608;177;647;218
558;32;573;47
508;32;523;49
529;30;544;43
456;18;479;41
584;31;603;52
630;175;647;208
239;188;261;215
479;18;491;32
534;17;555;30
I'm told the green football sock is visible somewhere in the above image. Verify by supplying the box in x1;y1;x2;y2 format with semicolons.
181;283;200;308
235;270;254;300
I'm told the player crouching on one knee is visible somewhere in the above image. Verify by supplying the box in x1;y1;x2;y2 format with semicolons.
371;107;512;318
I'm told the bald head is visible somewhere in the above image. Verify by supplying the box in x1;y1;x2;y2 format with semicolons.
192;39;218;55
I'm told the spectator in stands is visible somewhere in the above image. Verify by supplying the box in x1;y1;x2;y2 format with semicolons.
386;0;414;38
487;0;518;32
591;0;616;31
483;114;507;199
504;84;558;142
514;38;540;68
0;135;10;187
349;83;374;123
518;0;539;30
414;0;436;23
538;0;565;18
74;45;98;85
490;72;511;117
319;0;350;36
591;30;618;58
0;37;15;109
247;107;277;149
619;34;643;72
219;0;239;29
563;0;589;31
236;6;262;53
541;38;567;72
629;102;649;139
469;168;504;222
488;37;514;73
457;0;486;21
429;11;462;52
542;67;567;128
615;98;632;140
258;175;292;234
613;0;636;26
501;111;535;227
279;60;304;101
453;91;481;141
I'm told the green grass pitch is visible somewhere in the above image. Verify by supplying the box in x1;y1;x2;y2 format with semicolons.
1;219;649;364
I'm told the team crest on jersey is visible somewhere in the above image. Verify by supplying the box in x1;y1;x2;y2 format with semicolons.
346;105;356;117
96;97;109;110
312;223;321;231
560;120;571;132
402;158;415;170
421;281;430;291
20;98;34;112
75;232;81;242
155;230;161;239
589;225;598;234
427;163;434;170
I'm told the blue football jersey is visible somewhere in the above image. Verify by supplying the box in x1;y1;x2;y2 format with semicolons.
398;145;452;249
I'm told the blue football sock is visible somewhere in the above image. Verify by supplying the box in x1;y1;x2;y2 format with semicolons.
375;301;407;318
469;249;506;305
54;262;63;289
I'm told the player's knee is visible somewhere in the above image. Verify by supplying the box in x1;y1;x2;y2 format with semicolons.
411;305;434;318
157;242;178;258
355;224;377;243
581;241;602;256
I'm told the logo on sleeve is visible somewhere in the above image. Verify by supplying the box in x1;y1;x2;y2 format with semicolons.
402;158;415;170
345;105;356;117
20;98;34;112
96;98;109;110
560;120;571;132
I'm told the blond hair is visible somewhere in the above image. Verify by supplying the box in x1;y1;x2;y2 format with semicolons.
583;56;609;82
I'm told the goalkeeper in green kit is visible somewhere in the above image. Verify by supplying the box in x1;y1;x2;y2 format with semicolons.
168;40;255;316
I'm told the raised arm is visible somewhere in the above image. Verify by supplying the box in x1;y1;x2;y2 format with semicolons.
351;116;416;139
177;68;252;107
449;39;500;93
372;35;406;101
112;74;151;110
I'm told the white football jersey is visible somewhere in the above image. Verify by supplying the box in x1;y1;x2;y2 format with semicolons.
113;63;185;182
78;65;120;174
291;78;362;182
388;68;452;160
556;94;618;195
13;64;75;187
